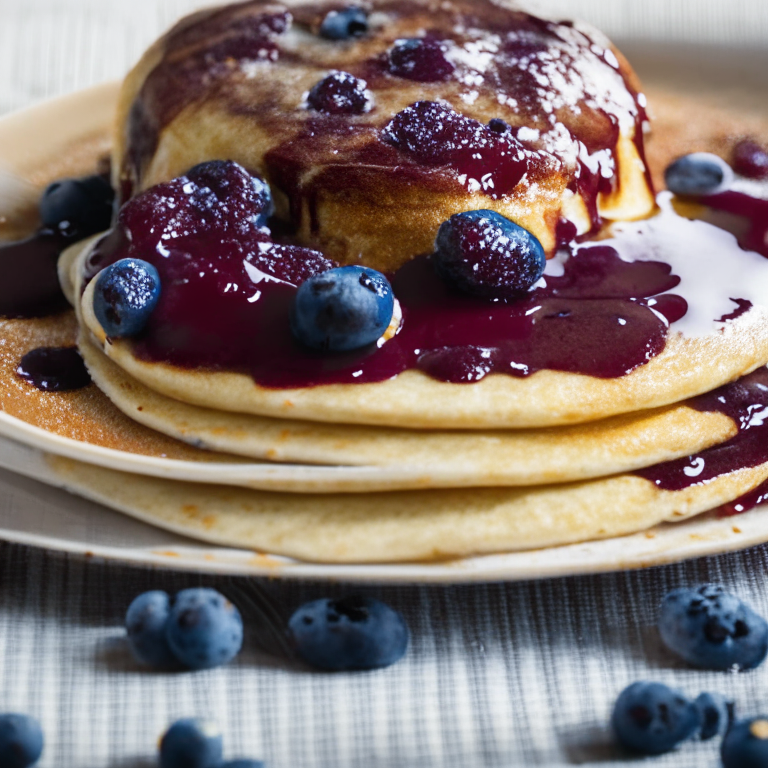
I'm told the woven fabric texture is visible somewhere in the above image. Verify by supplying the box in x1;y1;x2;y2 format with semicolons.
2;1;768;766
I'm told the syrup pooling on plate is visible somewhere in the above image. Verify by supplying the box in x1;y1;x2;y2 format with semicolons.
15;347;91;392
636;369;768;492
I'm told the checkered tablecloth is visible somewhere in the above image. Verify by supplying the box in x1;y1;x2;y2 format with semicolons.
2;1;768;765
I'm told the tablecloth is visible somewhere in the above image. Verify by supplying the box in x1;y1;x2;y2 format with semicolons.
2;1;768;765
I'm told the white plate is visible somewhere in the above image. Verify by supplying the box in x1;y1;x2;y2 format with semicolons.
1;58;768;582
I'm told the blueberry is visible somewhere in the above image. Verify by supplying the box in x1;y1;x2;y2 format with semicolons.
0;714;44;768
488;118;510;134
93;258;161;338
290;265;395;352
664;153;733;196
306;71;371;115
694;691;732;740
723;717;768;767
166;588;243;670
288;595;409;671
433;210;546;299
319;6;368;40
39;174;114;239
658;584;768;670
125;590;177;667
159;718;223;768
220;761;266;768
733;139;768;180
186;161;273;228
611;681;700;755
388;38;455;82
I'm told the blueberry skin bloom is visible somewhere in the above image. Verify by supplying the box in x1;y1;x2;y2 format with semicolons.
159;718;223;768
93;258;161;338
664;152;733;196
290;266;395;352
658;584;768;670
166;588;243;670
319;6;368;39
433;210;546;300
611;681;699;755
125;590;177;668
288;595;409;671
694;691;732;740
0;713;44;768
39;174;114;239
722;718;768;768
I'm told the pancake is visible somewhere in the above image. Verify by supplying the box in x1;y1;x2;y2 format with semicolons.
115;0;654;267
79;331;743;486
43;450;768;563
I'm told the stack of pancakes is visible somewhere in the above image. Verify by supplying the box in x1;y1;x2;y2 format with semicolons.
7;0;768;564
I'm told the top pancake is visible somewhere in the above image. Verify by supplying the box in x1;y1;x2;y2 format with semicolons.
114;0;654;268
85;3;768;429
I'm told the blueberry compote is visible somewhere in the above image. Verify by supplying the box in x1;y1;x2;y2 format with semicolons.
636;368;768;491
387;38;455;82
86;164;686;387
381;101;546;199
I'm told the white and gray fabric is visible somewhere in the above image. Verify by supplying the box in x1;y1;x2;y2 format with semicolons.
2;1;768;765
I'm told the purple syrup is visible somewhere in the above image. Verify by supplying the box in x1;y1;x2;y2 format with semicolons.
718;478;768;518
733;140;768;180
387;37;455;82
704;191;768;259
381;101;539;199
0;231;70;318
636;368;768;491
16;347;91;392
85;168;687;386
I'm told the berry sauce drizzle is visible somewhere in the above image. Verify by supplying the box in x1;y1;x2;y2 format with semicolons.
705;191;768;259
0;231;70;318
718;478;768;518
86;169;686;386
15;347;91;392
635;368;768;491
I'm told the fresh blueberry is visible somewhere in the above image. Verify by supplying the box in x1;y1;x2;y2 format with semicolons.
290;265;395;352
39;174;114;239
166;588;243;670
694;691;732;740
611;681;700;755
0;714;44;768
159;718;223;768
488;118;511;134
433;210;546;299
664;153;733;196
723;718;768;768
93;258;161;338
306;71;371;115
733;139;768;179
388;38;455;82
125;590;177;667
219;761;266;768
319;6;368;40
658;584;768;670
288;595;409;671
186;161;273;228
